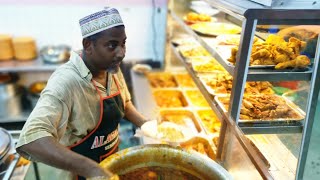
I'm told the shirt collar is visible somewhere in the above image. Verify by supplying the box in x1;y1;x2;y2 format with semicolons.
70;50;93;80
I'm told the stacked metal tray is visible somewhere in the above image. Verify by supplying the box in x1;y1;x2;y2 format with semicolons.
146;71;221;158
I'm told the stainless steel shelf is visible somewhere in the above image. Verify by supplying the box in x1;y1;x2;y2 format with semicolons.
170;44;227;122
171;44;303;134
0;58;60;73
247;68;312;82
240;121;303;134
204;0;320;22
170;10;234;75
170;10;313;82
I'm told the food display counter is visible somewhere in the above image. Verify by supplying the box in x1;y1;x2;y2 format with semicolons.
131;0;320;179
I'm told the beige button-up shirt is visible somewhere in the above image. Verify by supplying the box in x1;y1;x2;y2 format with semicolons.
16;51;131;179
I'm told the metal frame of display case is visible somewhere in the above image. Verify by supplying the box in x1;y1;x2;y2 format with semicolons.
167;0;320;179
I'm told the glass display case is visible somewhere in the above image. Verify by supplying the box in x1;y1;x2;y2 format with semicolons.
132;0;320;179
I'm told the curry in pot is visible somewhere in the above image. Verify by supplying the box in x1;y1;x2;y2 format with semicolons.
119;166;202;180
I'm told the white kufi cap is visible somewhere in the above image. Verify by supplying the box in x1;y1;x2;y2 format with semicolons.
79;7;124;38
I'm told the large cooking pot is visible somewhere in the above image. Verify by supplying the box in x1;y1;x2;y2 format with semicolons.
100;144;232;180
0;74;23;118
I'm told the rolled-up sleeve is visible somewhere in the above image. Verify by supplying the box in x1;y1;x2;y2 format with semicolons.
16;92;70;150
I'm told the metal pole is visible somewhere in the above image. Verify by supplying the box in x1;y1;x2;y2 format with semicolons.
33;162;41;180
296;35;320;179
229;19;257;123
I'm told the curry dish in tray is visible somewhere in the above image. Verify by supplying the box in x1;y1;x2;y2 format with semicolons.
153;90;188;108
197;110;221;134
185;90;210;108
147;72;178;88
174;73;196;88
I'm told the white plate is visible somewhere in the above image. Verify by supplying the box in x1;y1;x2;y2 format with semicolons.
141;120;195;145
190;22;242;37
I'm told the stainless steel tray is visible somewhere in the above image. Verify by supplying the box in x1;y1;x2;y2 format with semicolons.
215;95;306;123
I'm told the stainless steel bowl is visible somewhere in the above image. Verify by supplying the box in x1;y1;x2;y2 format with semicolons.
100;144;232;179
40;45;71;64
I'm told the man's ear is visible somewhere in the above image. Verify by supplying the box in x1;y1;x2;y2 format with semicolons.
82;38;92;55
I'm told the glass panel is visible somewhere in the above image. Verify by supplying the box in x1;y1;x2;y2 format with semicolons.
222;126;263;180
302;96;320;179
246;133;302;180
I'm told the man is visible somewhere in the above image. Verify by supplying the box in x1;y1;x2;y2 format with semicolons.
16;7;148;180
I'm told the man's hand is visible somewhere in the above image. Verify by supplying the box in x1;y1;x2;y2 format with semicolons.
16;136;114;178
124;101;149;128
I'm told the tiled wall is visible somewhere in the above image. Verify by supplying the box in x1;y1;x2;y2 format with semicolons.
0;0;168;61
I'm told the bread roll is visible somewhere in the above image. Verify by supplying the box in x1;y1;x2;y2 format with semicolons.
13;37;37;61
0;34;14;61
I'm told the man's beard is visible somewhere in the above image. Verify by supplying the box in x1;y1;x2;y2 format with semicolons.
107;65;120;74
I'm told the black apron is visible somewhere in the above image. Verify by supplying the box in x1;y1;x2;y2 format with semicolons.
68;76;125;180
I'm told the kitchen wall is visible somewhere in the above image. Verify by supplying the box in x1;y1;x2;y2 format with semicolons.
0;0;168;61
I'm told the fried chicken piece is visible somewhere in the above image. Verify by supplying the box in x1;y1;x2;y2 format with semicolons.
275;55;310;69
259;110;270;119
252;59;262;65
243;99;254;109
228;47;238;63
275;104;289;117
240;106;251;115
253;101;265;110
295;55;311;68
240;114;251;119
258;81;272;90
245;86;260;95
261;58;276;65
266;34;286;45
228;56;236;63
260;88;275;95
276;44;294;56
273;51;291;63
251;49;271;59
288;37;307;54
269;110;277;118
260;103;276;111
231;46;238;56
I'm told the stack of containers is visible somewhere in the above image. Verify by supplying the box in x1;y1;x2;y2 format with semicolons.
12;37;37;61
0;35;14;61
0;34;37;61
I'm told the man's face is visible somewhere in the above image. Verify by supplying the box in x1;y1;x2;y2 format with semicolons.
90;26;126;74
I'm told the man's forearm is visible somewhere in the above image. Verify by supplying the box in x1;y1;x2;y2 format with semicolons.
16;136;112;178
124;101;148;127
